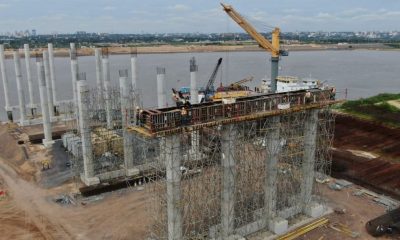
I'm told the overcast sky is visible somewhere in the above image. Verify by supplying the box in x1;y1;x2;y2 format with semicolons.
0;0;399;34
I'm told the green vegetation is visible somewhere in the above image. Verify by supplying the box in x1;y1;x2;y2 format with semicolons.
337;93;400;127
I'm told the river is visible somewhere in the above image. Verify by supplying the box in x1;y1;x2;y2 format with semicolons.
1;50;400;121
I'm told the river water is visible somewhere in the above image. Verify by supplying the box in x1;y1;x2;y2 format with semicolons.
1;50;400;121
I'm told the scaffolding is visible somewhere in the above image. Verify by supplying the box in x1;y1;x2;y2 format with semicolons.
131;103;335;239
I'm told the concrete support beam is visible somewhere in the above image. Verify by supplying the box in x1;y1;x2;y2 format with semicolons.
23;44;36;116
102;56;112;129
165;135;182;240
0;44;12;121
301;109;319;212
156;67;166;108
95;48;103;102
70;43;79;109
43;51;55;118
221;125;237;239
130;54;139;125
48;43;58;113
264;116;288;234
36;61;53;147
13;51;27;125
77;80;99;186
120;70;136;176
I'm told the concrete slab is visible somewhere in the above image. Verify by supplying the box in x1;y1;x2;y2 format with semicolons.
126;168;140;177
81;175;100;186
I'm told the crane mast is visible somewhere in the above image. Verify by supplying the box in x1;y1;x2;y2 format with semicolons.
221;3;285;93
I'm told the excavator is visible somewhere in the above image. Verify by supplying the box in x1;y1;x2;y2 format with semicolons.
221;3;288;93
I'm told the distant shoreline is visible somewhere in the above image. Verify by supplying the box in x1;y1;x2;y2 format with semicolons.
1;43;396;58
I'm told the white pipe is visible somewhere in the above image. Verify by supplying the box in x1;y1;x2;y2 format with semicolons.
13;51;27;125
23;44;35;111
43;51;55;118
48;43;58;105
36;61;52;143
0;44;12;120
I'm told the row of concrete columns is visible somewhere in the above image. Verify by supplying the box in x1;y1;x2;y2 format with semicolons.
163;109;320;240
0;44;59;123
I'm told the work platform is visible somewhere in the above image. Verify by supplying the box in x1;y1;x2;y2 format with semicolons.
128;88;337;137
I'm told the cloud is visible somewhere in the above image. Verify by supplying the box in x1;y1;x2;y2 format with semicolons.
0;3;9;9
168;4;190;11
103;6;116;11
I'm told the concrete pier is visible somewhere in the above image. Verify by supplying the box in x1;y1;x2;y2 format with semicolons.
221;125;237;239
95;48;103;102
77;80;100;186
43;51;55;118
265;116;288;234
48;43;58;113
130;54;139;124
190;57;198;104
301;109;321;217
70;43;79;108
36;61;53;147
119;70;137;176
102;56;112;129
13;51;27;125
156;67;166;108
165;135;182;240
24;44;36;116
0;45;12;121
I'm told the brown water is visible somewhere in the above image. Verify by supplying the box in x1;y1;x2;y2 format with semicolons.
1;50;400;121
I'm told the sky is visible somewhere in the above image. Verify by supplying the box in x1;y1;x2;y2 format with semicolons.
0;0;399;34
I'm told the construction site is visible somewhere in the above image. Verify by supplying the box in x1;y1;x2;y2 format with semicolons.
1;3;400;240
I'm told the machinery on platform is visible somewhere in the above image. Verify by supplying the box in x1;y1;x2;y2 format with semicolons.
199;57;223;103
366;207;400;237
221;3;288;93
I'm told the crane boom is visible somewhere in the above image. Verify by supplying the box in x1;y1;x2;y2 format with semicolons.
221;3;285;93
205;58;223;92
232;76;253;86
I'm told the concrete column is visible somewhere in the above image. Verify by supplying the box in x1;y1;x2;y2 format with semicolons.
264;116;287;234
190;57;198;104
36;61;53;147
165;135;182;240
24;44;36;116
131;54;138;92
120;70;137;176
48;43;58;111
156;67;166;108
43;51;55;118
221;124;236;239
301;109;319;214
270;57;279;93
0;44;12;121
102;56;112;129
77;80;100;186
13;51;27;125
70;43;79;109
94;48;103;102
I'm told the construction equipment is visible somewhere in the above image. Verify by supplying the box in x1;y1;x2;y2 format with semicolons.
199;58;223;103
221;3;288;93
172;88;191;108
366;207;400;237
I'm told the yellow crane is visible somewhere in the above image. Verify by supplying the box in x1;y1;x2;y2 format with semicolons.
221;3;287;93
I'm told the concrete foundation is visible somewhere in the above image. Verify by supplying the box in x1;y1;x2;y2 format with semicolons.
24;44;36;116
269;217;288;235
0;45;12;121
13;51;27;125
304;202;324;218
165;135;182;240
36;61;53;147
77;80;99;186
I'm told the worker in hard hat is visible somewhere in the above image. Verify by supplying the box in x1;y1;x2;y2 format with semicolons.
181;107;188;125
305;91;312;104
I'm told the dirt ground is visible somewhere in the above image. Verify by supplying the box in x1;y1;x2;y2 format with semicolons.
1;113;399;240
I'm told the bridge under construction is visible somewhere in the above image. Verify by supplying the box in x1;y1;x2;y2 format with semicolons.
124;89;336;239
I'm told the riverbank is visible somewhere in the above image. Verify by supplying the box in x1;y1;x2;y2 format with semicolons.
1;43;395;58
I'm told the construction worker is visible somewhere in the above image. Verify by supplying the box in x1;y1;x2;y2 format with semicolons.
330;87;336;100
181;107;188;125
